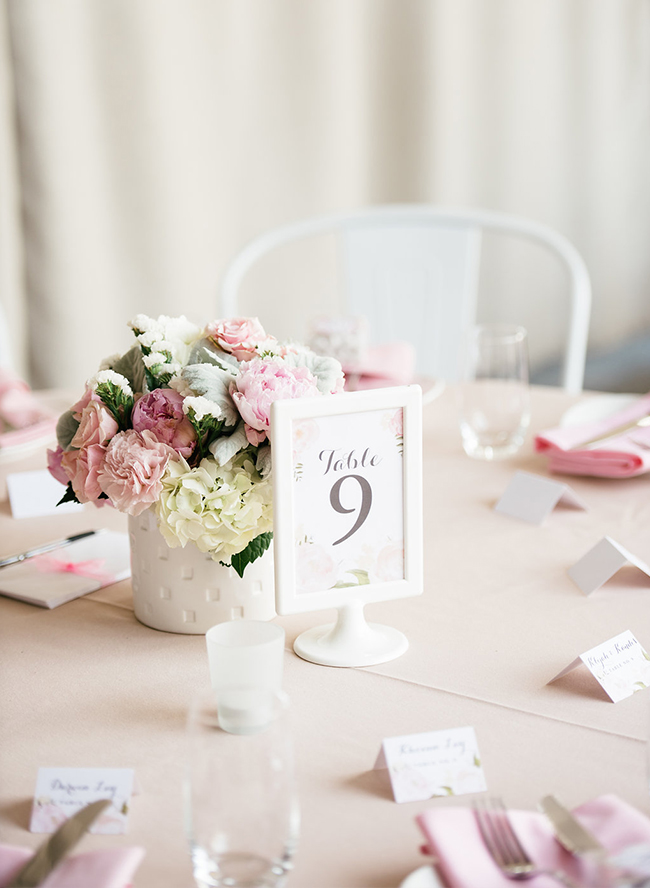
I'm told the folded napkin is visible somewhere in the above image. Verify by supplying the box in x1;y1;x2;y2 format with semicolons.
0;369;57;453
0;843;145;888
535;393;650;478
417;794;650;888
344;341;417;391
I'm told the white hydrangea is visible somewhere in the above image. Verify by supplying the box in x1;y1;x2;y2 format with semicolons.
156;452;273;559
182;395;225;422
89;370;133;396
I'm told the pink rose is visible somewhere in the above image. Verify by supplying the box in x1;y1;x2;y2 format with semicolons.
375;542;404;583
206;317;269;361
98;429;173;516
295;543;338;594
231;359;320;433
389;408;403;438
70;400;119;449
70;385;102;420
47;446;69;486
60;444;107;503
132;388;196;457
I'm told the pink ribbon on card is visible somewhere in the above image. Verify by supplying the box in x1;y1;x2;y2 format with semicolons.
33;554;114;584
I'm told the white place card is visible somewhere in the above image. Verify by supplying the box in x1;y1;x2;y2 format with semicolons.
548;630;650;703
30;767;135;834
568;536;650;595
7;469;84;519
494;471;586;525
373;726;487;803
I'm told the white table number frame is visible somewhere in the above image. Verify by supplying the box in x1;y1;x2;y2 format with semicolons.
271;385;423;667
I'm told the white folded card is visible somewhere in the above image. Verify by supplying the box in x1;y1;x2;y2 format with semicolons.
494;470;586;525
0;530;130;608
548;630;650;703
568;536;650;595
373;726;487;803
30;767;135;834
7;469;84;519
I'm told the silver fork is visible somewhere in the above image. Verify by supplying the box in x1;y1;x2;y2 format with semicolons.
473;797;579;887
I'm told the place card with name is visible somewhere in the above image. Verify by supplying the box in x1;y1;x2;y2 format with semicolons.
548;630;650;703
373;726;487;803
568;536;650;595
7;469;84;519
30;767;135;834
494;471;586;525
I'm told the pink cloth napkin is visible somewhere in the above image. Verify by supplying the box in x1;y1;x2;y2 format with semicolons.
344;341;416;391
0;843;145;888
416;794;650;888
0;369;57;451
535;393;650;478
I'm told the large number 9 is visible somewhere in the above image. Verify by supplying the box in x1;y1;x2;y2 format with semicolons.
330;474;372;546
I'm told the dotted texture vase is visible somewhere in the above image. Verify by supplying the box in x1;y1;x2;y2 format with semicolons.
128;509;276;634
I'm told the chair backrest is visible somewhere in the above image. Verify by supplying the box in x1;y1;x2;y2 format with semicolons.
220;205;592;394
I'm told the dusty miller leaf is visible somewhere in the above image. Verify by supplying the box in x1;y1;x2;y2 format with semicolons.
56;410;79;450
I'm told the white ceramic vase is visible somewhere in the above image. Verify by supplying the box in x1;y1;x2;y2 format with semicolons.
128;509;275;634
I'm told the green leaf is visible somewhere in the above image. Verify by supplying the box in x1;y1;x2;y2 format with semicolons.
57;482;80;506
346;569;370;584
331;581;358;588
110;345;147;395
473;755;481;768
56;410;80;450
229;532;273;579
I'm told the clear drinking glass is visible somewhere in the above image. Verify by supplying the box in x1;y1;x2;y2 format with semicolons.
457;324;531;460
185;687;299;888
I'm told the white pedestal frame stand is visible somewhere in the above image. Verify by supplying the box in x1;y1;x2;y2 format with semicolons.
293;601;408;667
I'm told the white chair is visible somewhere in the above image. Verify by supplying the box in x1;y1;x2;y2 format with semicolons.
220;205;592;394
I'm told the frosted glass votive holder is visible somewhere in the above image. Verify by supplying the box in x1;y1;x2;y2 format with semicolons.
205;620;285;695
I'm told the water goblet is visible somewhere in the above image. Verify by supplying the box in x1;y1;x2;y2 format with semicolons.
185;686;299;888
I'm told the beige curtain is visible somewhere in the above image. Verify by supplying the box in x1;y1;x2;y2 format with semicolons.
2;0;649;387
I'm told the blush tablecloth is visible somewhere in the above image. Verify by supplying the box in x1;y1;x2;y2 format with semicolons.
1;386;649;888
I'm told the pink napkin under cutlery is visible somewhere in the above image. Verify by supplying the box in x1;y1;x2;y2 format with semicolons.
0;369;57;452
535;393;650;478
0;844;145;888
416;794;650;888
344;341;416;390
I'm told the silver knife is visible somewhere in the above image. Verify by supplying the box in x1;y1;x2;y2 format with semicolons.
539;795;605;856
8;798;111;887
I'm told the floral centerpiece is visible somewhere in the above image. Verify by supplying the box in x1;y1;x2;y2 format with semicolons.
48;315;343;578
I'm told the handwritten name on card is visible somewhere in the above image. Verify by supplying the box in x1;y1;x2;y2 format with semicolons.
374;726;487;804
30;767;135;834
548;630;650;703
494;471;586;525
568;537;650;595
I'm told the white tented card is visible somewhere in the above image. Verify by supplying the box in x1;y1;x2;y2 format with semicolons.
30;767;135;834
548;630;650;703
494;471;586;525
373;726;487;803
7;469;84;519
568;536;650;595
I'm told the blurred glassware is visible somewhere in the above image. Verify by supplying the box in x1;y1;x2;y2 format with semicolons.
457;324;530;460
205;621;285;697
185;687;299;888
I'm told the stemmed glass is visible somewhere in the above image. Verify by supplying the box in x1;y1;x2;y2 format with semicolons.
185;687;300;888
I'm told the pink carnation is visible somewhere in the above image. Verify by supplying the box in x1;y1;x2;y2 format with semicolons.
206;317;269;361
231;358;320;434
132;388;196;457
98;429;173;516
70;400;119;448
60;444;107;503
